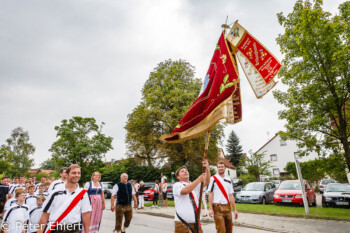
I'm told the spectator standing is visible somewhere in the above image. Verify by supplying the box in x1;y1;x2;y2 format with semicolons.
83;171;105;233
137;181;146;209
110;173;137;233
162;178;168;207
0;177;9;217
152;180;159;207
173;159;210;233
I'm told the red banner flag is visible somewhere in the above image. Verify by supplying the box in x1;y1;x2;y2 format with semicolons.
227;22;281;85
161;33;240;143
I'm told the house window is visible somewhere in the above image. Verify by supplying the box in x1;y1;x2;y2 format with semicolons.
270;154;277;161
280;139;287;146
294;152;300;160
273;168;280;175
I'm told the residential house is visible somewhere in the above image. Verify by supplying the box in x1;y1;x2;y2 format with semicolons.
255;133;319;178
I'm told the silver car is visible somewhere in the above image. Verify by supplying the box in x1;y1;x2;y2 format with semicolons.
235;182;275;205
319;179;336;194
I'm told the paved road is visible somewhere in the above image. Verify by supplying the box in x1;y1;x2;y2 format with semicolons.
100;208;271;233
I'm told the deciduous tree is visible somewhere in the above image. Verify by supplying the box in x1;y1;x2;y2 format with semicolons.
0;127;35;177
273;0;350;170
125;59;224;168
49;117;113;182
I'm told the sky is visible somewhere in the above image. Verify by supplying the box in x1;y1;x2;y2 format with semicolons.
0;0;346;167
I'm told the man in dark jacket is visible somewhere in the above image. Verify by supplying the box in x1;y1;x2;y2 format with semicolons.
111;173;137;233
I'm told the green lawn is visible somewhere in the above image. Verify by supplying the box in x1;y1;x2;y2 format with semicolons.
144;201;350;220
236;203;350;220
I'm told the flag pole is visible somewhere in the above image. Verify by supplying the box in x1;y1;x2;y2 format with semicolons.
197;130;211;224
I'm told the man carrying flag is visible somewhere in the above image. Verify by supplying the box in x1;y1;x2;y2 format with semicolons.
208;161;238;233
37;164;91;233
173;159;210;233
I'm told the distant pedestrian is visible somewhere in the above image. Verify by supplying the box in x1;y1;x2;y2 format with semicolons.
83;171;105;233
137;181;146;209
152;180;159;207
162;178;168;207
173;159;210;233
0;177;9;217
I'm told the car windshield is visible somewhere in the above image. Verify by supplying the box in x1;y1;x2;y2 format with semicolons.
278;182;301;190
326;184;350;192
321;180;335;185
243;183;264;191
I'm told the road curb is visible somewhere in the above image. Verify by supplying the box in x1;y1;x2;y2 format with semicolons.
138;211;288;233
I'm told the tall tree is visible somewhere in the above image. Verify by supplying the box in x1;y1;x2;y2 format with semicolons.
243;151;272;182
125;59;224;168
273;0;350;170
49;117;113;182
226;130;243;167
0;127;35;177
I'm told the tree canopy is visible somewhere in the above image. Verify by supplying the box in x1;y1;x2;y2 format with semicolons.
0;127;35;177
242;151;272;182
226;130;243;167
273;0;350;170
125;59;224;168
49;116;113;182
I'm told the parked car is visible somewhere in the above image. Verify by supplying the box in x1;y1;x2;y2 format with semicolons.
273;180;316;206
270;180;281;188
144;183;174;201
232;179;244;197
165;183;175;200
101;181;114;199
319;179;336;194
322;183;350;208
235;182;275;204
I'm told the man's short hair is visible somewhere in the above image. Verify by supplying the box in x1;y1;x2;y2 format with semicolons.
1;177;7;180
66;164;81;174
44;181;51;186
28;185;35;190
39;184;46;188
41;176;47;179
217;161;226;167
60;167;67;174
175;166;188;177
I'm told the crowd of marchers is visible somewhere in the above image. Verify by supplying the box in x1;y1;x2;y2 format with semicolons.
0;160;240;233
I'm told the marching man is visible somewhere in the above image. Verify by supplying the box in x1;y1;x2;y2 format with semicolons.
173;159;210;233
208;161;238;233
37;164;91;233
48;167;67;194
111;173;137;233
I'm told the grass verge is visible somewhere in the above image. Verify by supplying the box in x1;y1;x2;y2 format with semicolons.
144;200;350;220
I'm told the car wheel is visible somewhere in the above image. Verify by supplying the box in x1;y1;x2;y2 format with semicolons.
262;197;267;205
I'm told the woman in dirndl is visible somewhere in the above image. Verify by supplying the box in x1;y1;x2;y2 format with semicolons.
83;171;105;233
